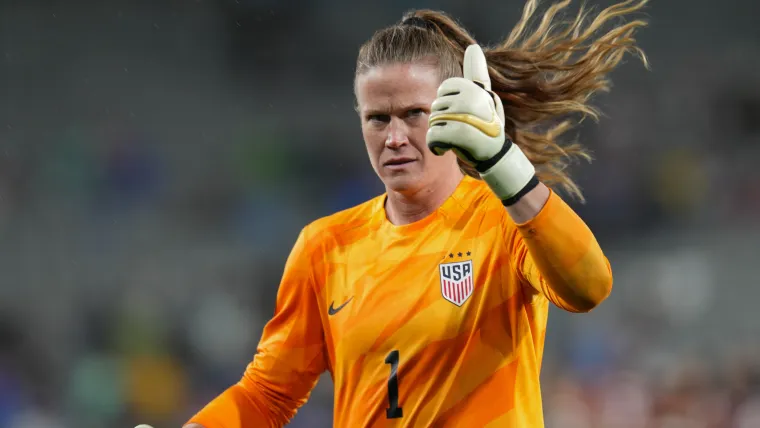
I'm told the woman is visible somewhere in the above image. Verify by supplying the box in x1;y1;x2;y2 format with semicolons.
181;1;649;427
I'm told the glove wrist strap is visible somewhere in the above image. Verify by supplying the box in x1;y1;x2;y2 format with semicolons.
480;142;538;204
474;139;511;173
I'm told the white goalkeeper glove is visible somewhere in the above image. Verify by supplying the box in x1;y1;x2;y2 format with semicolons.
427;44;538;205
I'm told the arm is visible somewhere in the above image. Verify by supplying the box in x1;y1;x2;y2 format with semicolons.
425;44;610;312
504;183;612;312
185;228;328;428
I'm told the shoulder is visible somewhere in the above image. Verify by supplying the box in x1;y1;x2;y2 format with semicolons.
451;176;518;239
300;194;385;250
456;176;508;216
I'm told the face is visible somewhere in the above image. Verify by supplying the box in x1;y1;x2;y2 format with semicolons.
355;62;460;195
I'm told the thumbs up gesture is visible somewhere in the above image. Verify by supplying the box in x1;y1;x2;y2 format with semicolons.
427;44;537;204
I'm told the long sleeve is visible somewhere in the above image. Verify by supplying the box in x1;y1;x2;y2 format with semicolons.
187;228;328;428
505;189;613;313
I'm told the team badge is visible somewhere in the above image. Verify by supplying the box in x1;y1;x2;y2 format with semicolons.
439;260;474;306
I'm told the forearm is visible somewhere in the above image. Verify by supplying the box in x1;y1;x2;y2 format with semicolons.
513;188;612;312
505;181;551;224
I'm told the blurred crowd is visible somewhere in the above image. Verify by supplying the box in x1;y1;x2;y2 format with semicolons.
543;354;760;427
1;0;759;427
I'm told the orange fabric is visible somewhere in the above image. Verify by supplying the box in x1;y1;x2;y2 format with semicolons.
187;176;612;428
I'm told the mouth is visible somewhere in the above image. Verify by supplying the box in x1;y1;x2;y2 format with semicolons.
384;158;416;169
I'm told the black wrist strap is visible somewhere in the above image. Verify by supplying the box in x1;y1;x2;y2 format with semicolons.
502;175;540;206
475;139;513;174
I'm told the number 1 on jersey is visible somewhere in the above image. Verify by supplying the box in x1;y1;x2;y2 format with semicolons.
385;350;403;419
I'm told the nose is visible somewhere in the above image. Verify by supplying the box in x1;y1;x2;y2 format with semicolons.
385;117;410;149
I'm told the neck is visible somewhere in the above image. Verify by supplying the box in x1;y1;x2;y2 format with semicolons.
385;171;465;226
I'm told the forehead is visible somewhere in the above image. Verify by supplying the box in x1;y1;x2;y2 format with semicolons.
356;62;441;111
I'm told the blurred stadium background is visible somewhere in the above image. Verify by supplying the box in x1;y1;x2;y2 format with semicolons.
0;0;759;427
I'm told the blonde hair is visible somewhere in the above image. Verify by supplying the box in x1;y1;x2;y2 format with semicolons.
355;0;649;201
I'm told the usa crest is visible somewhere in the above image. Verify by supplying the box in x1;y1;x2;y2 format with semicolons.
439;260;474;306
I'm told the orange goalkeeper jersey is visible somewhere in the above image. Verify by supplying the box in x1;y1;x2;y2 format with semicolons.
188;176;612;428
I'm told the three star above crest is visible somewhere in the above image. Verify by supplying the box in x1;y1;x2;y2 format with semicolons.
448;251;472;259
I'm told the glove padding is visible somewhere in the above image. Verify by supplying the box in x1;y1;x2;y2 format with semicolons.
427;44;538;204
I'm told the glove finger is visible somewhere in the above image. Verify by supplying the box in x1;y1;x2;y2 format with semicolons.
431;97;452;113
427;145;452;157
493;91;506;124
427;121;499;161
463;44;491;91
428;142;452;156
427;121;454;156
426;121;477;164
430;93;493;122
436;77;477;98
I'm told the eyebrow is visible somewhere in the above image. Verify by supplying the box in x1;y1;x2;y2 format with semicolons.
361;104;428;116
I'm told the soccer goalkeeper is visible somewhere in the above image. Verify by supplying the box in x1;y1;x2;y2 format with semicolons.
151;1;650;427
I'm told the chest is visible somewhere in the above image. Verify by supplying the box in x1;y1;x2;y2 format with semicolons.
320;225;514;370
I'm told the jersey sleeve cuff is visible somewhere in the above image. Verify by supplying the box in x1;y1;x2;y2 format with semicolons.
512;187;559;229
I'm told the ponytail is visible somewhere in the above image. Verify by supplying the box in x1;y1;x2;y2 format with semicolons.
358;1;650;201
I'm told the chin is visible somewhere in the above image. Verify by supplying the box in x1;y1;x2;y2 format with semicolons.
381;172;426;194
